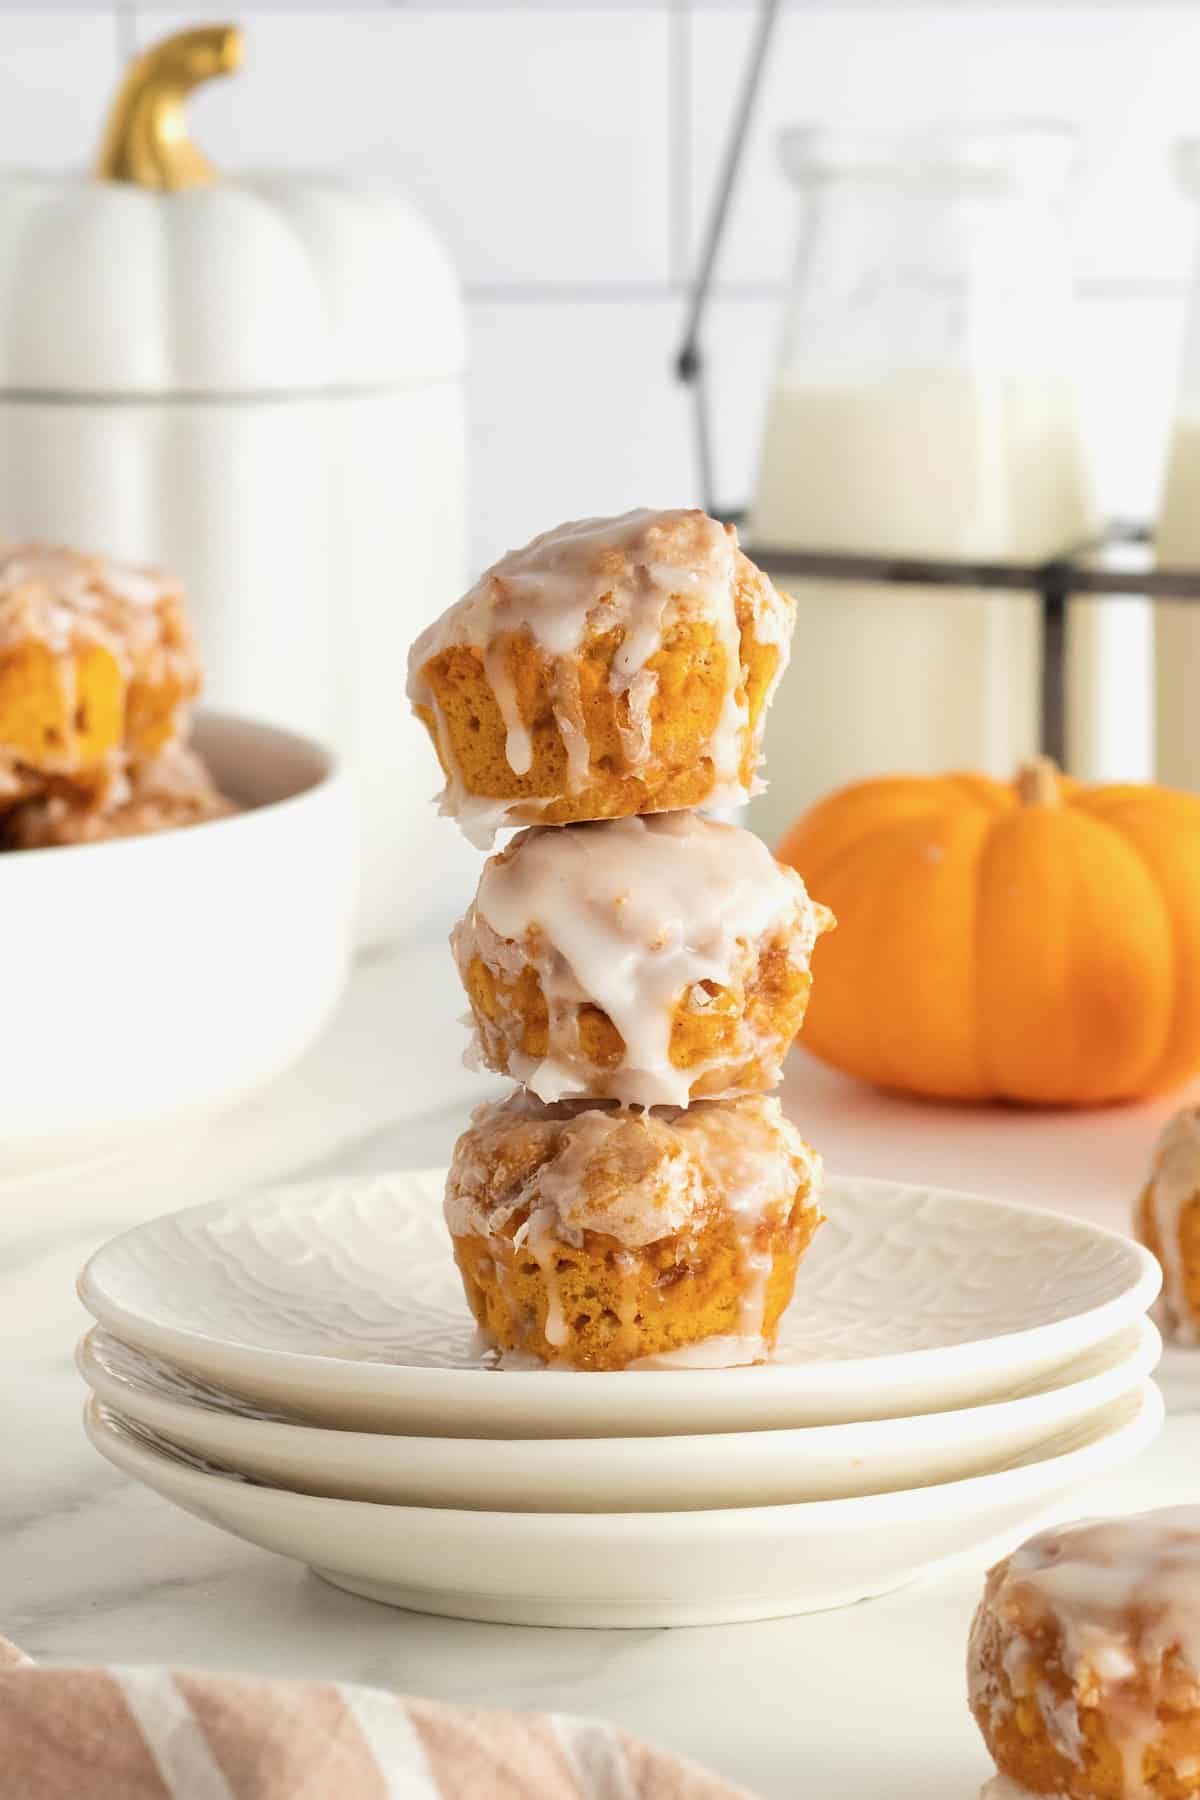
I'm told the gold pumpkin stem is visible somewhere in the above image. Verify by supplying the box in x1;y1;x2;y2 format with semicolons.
95;24;243;191
1015;755;1061;807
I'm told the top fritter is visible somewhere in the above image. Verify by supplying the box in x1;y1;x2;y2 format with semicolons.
406;508;796;844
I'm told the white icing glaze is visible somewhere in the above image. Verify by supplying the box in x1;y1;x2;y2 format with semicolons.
1145;1107;1200;1344
626;1334;769;1370
444;1091;822;1365
1003;1508;1200;1676
0;542;182;661
983;1508;1200;1800
452;812;833;1108
492;1346;551;1372
517;1209;569;1348
980;1779;1046;1800
407;508;794;841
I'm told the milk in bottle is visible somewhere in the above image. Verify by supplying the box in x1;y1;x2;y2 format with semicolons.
747;125;1093;845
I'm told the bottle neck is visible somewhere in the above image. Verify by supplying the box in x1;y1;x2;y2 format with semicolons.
778;173;1064;381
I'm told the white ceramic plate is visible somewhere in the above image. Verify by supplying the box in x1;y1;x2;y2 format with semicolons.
2;712;354;1144
77;1319;1162;1511
84;1384;1164;1626
77;1171;1161;1437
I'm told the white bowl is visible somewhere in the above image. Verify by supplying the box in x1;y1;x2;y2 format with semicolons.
3;712;354;1143
77;1318;1161;1511
77;1169;1160;1436
84;1383;1165;1626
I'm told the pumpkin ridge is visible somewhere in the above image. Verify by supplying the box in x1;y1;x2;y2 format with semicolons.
969;815;999;1097
978;804;1173;1104
973;810;1022;1100
1074;788;1200;1094
1074;783;1200;816
940;771;1014;812
780;795;971;898
882;808;991;1098
1078;806;1179;1092
804;808;992;1097
960;812;991;1099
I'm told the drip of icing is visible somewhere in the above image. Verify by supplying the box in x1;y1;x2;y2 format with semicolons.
737;1245;773;1338
514;1206;570;1348
611;1252;643;1360
1146;1108;1200;1343
406;509;794;836
483;638;532;776
430;707;522;851
987;1508;1200;1800
453;812;833;1108
627;1335;769;1370
551;662;592;793
708;669;749;791
616;666;657;766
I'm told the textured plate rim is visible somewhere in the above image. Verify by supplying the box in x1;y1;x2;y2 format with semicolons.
76;1170;1162;1397
76;1315;1163;1461
82;1380;1165;1534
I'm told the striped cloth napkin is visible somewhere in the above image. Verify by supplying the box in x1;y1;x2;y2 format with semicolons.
0;1638;750;1799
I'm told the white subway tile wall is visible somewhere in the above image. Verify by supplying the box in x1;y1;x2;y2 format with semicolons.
686;7;1200;288
469;299;691;567
0;14;120;166
8;8;1196;693
132;12;675;287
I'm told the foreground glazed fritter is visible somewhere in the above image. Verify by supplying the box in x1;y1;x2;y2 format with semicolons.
453;811;834;1108
407;508;796;844
969;1508;1200;1799
444;1089;822;1371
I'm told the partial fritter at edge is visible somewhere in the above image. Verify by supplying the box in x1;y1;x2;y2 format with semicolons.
1137;1105;1200;1347
969;1507;1200;1800
0;540;201;802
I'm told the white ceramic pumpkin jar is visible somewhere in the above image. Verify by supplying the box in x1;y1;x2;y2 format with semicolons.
0;24;480;945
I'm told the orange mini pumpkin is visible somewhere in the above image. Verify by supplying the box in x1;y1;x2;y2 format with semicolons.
776;758;1200;1106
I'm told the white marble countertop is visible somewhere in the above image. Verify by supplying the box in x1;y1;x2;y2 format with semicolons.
3;941;1199;1800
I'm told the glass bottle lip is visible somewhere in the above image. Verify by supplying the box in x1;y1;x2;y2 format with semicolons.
777;120;1078;191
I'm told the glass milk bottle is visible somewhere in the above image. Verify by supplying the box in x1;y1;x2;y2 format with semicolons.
1155;142;1200;788
748;124;1093;845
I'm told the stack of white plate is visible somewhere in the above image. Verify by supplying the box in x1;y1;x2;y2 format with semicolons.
78;1170;1165;1627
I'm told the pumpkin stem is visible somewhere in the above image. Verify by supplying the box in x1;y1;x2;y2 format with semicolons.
1014;756;1061;807
95;24;242;192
